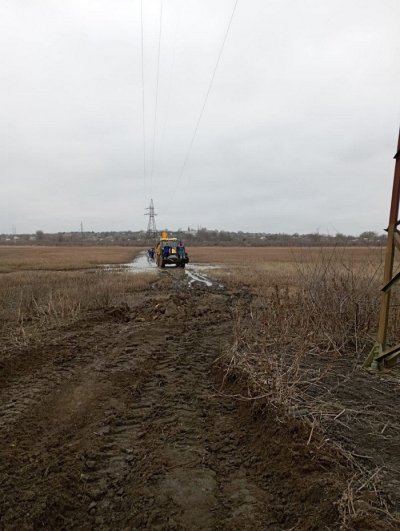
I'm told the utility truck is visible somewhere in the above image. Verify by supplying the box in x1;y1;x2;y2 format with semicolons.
155;232;189;268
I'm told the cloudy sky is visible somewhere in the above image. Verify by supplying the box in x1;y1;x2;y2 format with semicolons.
1;0;399;234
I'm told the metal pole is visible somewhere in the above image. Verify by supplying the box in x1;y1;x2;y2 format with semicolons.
365;129;400;368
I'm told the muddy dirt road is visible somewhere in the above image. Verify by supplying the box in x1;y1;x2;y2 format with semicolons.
1;270;345;530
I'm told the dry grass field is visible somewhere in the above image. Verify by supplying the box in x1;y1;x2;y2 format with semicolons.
1;244;399;529
0;245;143;273
0;246;151;350
193;246;388;297
191;245;385;264
192;245;385;273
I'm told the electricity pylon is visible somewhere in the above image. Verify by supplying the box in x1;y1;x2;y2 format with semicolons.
365;128;400;369
145;199;158;241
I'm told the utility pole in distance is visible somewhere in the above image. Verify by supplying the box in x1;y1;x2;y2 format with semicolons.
365;128;400;369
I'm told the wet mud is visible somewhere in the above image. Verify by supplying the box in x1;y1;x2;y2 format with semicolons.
1;274;349;530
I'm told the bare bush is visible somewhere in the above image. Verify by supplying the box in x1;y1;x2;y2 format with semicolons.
0;271;154;347
220;247;400;528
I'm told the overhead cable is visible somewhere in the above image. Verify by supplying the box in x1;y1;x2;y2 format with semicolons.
150;0;164;197
170;0;239;198
156;0;182;178
140;0;147;205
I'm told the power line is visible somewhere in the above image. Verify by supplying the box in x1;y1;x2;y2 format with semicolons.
150;0;164;197
156;0;182;179
140;0;147;205
170;0;239;199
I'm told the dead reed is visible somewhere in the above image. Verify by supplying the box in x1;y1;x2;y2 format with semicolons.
218;246;400;528
0;270;154;348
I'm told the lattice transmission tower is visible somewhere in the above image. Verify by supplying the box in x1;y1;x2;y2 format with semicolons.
145;199;158;240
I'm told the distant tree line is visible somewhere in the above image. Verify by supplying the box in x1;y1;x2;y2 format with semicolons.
0;229;386;247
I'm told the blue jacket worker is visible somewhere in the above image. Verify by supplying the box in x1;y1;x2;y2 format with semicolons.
177;242;185;259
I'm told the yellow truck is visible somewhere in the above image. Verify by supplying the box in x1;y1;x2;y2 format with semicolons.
155;232;189;269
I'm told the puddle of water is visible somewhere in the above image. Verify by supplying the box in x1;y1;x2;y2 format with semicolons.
103;252;157;274
126;253;157;273
185;270;213;288
103;253;221;288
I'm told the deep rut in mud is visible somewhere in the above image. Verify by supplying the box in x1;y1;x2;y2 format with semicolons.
1;275;344;530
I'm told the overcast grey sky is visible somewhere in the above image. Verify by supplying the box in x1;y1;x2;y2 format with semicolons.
1;0;399;234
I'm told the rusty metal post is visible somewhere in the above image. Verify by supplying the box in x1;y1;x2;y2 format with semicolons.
365;129;400;369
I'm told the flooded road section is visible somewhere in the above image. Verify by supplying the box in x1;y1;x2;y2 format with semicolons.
105;252;221;288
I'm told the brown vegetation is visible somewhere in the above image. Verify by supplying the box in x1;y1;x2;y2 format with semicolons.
0;270;154;353
215;246;400;527
0;245;143;273
191;245;385;276
0;247;150;349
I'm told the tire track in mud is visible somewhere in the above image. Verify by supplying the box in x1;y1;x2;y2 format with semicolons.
0;276;344;530
0;322;142;432
0;335;92;432
75;288;272;530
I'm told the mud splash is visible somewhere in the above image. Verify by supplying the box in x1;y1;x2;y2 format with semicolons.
104;253;220;289
103;253;157;274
